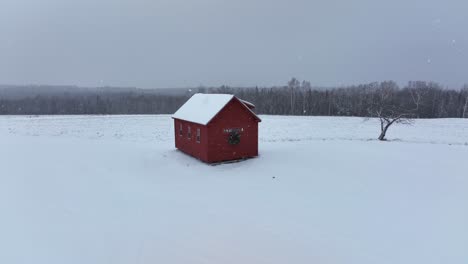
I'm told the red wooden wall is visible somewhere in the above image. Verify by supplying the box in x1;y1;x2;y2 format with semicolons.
174;119;209;162
206;98;259;163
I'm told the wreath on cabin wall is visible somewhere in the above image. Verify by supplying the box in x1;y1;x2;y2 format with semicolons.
228;130;241;145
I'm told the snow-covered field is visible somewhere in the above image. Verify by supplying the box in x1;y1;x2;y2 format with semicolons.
1;115;467;264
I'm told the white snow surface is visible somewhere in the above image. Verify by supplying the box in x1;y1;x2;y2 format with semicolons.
1;115;468;264
172;93;234;125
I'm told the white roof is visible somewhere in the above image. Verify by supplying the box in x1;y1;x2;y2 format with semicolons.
240;99;255;109
173;93;260;125
172;94;235;125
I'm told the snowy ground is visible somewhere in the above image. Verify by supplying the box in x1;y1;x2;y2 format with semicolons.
1;115;467;264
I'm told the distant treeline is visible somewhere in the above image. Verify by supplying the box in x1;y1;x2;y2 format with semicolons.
1;80;467;118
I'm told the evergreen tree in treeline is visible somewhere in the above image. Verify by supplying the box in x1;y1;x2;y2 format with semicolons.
0;79;467;118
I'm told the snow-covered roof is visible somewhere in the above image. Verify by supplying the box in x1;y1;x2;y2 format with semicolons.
172;93;260;125
240;99;255;109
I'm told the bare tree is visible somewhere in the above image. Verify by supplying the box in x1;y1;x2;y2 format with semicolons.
301;81;311;115
372;106;414;141
288;78;299;115
408;87;423;117
462;101;468;118
462;86;468;118
367;81;415;141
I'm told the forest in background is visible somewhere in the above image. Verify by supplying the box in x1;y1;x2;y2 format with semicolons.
1;80;467;118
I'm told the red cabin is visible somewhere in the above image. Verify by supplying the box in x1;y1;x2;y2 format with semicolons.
172;93;261;163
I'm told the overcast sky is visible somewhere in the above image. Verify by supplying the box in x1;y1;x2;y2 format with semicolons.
1;0;467;88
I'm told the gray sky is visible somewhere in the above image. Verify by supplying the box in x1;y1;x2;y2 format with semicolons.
1;0;467;88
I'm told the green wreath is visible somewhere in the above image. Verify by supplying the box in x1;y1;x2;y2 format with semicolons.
228;130;241;145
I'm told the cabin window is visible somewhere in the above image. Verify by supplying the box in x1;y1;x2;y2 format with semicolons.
179;123;182;136
187;126;191;139
196;128;201;143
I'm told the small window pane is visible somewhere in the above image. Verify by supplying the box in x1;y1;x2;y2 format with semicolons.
188;126;191;139
196;128;201;143
179;124;182;136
